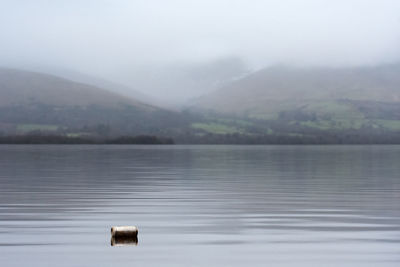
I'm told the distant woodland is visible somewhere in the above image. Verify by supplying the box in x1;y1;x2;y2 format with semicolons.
0;134;174;145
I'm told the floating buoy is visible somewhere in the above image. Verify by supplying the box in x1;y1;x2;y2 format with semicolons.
111;226;138;237
111;226;138;246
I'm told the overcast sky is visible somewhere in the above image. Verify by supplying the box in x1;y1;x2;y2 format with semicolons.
1;0;400;100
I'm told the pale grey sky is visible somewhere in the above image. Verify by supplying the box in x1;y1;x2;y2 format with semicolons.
1;0;400;101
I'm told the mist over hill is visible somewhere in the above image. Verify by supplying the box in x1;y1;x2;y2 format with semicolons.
0;68;148;108
21;66;161;107
0;68;194;136
192;64;400;133
195;64;400;113
1;64;400;144
121;57;249;105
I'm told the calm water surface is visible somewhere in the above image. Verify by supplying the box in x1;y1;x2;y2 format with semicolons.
0;145;399;266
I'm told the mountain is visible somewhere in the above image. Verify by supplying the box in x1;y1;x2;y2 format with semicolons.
192;64;400;132
123;57;249;105
0;68;191;135
0;68;150;108
1;65;400;143
5;58;249;108
24;66;162;107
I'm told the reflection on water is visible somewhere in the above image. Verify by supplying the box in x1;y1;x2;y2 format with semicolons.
0;145;399;266
111;235;138;246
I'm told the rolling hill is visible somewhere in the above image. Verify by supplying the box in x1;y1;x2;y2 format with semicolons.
0;68;150;108
192;64;400;132
0;68;191;135
1;65;400;143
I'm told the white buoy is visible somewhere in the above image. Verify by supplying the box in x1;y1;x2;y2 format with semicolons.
111;226;138;246
111;226;138;237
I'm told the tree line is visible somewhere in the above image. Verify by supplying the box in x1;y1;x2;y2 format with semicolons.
0;134;174;144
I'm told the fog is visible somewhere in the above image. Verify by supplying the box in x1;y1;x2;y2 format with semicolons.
1;0;400;104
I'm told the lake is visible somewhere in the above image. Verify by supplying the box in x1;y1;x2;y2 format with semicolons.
0;145;399;266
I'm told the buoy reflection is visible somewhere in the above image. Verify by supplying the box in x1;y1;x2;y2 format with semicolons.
111;235;138;246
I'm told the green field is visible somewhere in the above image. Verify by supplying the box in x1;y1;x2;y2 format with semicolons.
191;122;242;134
374;120;400;131
300;119;369;130
17;124;59;132
66;132;92;137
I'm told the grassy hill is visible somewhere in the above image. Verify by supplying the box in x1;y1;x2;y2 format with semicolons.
0;68;151;108
0;68;192;136
192;64;400;133
1;66;400;143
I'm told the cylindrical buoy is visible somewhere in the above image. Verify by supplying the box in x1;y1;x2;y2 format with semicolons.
111;226;139;246
111;226;138;238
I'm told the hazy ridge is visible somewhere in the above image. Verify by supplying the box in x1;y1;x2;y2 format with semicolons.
0;68;150;108
194;64;400;114
1;65;400;143
0;68;192;136
190;64;400;133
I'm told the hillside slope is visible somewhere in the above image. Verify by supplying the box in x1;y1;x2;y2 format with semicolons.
0;68;191;135
192;64;400;132
0;68;151;108
195;64;400;114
